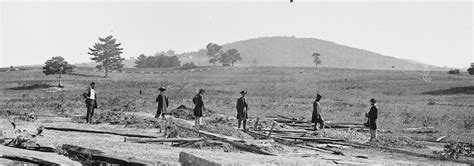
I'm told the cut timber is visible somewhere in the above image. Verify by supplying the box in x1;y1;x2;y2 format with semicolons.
125;137;205;143
44;126;157;138
402;127;437;133
267;122;276;138
305;143;344;155
253;118;260;131
274;119;310;124
277;115;296;120
261;129;309;133
435;135;447;142
280;136;344;142
176;125;275;156
62;144;157;165
0;145;81;165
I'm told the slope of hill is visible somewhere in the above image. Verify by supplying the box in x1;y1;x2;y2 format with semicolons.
179;36;442;70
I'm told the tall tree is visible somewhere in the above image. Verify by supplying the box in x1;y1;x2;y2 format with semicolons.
42;56;75;87
218;48;242;66
227;48;242;66
206;43;223;66
88;35;124;77
312;53;322;68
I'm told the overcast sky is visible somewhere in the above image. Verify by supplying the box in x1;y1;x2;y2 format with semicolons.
1;0;472;68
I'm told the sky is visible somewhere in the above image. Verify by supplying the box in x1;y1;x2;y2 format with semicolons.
1;0;472;68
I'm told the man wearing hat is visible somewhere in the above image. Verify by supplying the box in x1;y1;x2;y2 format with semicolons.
193;89;206;126
312;94;324;130
155;87;169;118
82;82;97;124
236;91;249;130
366;98;378;141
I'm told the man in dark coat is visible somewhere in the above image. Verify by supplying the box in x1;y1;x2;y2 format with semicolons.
82;82;97;124
366;98;378;141
155;87;169;118
312;94;324;130
236;91;249;130
193;89;205;126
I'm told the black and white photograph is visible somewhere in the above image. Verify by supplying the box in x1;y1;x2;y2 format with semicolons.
0;0;473;165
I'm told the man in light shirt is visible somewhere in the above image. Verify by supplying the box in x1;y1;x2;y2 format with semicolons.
83;82;97;124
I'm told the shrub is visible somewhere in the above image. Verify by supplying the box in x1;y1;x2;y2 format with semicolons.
447;69;460;74
468;67;474;75
181;62;197;69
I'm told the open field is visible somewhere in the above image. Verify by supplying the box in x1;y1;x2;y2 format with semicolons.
1;66;473;164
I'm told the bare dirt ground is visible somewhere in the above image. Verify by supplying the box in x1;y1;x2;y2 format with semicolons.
2;112;469;165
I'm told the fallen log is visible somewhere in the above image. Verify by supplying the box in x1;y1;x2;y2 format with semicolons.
0;145;81;165
125;137;205;143
305;143;344;155
61;144;156;165
176;125;275;156
44;126;157;138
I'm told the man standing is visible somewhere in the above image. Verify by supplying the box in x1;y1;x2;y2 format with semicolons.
193;89;205;126
312;94;324;130
155;87;169;118
83;82;97;124
236;91;249;130
366;98;378;141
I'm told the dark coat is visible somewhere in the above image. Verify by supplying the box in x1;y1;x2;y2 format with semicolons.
156;94;169;115
366;105;378;130
83;88;97;108
236;97;248;120
193;94;204;117
311;100;322;123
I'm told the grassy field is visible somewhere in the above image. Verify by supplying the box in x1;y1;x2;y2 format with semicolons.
1;66;473;143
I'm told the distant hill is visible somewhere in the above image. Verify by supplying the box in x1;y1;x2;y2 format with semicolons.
178;36;443;70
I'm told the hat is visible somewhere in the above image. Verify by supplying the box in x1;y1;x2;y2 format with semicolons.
90;82;95;85
158;87;166;91
240;91;247;94
316;94;322;98
199;89;206;93
370;98;376;103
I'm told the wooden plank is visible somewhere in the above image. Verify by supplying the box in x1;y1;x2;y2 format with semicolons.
253;118;260;131
0;145;81;166
125;137;205;143
267;122;276;138
261;129;310;133
280;136;344;142
176;125;275;156
274;119;311;124
44;126;157;138
61;144;156;165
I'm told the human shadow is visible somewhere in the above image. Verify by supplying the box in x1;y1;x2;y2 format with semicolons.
422;86;474;95
6;84;54;90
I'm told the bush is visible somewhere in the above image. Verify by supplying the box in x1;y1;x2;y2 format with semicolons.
181;62;197;69
447;69;460;74
468;67;474;75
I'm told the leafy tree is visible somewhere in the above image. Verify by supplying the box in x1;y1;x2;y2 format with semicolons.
134;54;181;68
312;53;322;68
88;35;124;77
219;48;242;66
42;56;75;87
206;43;223;66
467;67;474;75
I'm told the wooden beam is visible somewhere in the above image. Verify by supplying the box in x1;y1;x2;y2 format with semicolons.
44;126;157;138
267;122;276;138
253;118;260;131
261;129;309;133
0;145;81;165
61;144;156;165
279;136;344;142
125;137;205;143
176;125;275;156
